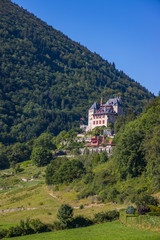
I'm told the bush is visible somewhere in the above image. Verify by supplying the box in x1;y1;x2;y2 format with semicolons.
0;219;51;239
135;193;159;207
80;204;84;209
138;205;150;215
0;229;8;239
70;216;93;228
29;219;50;233
126;205;136;215
53;221;64;230
148;205;160;213
94;210;119;223
57;204;73;227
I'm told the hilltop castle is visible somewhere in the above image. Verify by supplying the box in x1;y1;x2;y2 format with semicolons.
87;97;124;131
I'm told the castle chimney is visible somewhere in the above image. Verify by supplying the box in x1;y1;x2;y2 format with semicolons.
100;97;103;106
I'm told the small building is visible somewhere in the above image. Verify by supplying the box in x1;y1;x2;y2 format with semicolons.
91;136;104;147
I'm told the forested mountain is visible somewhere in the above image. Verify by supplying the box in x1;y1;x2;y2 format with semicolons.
0;0;154;144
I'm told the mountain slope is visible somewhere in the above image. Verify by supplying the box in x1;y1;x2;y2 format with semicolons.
0;0;154;144
112;95;160;186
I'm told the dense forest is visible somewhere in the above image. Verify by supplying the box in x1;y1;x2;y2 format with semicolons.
0;0;155;144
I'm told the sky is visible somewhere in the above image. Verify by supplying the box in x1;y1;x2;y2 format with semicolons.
12;0;160;96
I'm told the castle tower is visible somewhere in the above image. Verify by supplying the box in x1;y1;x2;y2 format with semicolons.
100;97;103;106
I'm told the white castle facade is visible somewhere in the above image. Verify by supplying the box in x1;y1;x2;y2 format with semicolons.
87;97;124;131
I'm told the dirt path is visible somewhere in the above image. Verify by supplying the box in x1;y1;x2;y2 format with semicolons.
0;207;38;213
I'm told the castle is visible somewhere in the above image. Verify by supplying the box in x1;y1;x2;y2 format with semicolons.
87;97;124;131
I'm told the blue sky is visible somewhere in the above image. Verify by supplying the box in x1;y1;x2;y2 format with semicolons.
13;0;160;96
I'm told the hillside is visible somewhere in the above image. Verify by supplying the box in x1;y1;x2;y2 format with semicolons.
0;0;155;144
112;95;160;191
0;96;160;236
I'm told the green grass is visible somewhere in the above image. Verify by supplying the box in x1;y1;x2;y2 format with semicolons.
7;221;160;240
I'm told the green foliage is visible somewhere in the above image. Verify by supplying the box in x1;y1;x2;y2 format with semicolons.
7;142;31;164
91;126;104;136
0;148;9;169
0;0;154;145
0;228;8;239
70;216;93;228
135;193;158;207
31;147;52;167
148;205;160;213
112;95;160;180
107;188;119;202
57;204;73;227
33;133;56;150
144;126;160;190
52;221;64;231
100;151;108;163
0;219;51;239
93;210;119;223
1;221;160;240
126;206;136;215
46;158;85;184
114;110;137;134
14;163;23;174
45;157;67;185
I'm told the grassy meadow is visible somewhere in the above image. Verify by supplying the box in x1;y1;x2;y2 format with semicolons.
6;221;160;240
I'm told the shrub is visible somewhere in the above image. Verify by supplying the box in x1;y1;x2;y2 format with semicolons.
57;204;73;227
70;216;93;228
126;205;136;215
0;219;51;239
138;205;150;215
30;219;50;233
53;221;64;230
94;210;119;223
0;229;8;239
148;205;160;213
135;193;159;207
80;204;84;209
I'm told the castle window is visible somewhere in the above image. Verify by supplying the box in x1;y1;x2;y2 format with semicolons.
93;121;95;125
103;120;105;124
99;120;101;124
96;121;98;124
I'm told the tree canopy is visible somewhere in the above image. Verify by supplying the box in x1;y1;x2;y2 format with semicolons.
112;95;160;182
